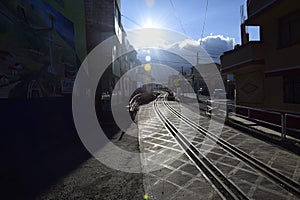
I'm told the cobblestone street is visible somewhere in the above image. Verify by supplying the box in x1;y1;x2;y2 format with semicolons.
38;99;300;199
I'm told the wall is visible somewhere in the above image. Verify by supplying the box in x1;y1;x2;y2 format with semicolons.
234;66;264;107
0;2;89;197
0;0;86;98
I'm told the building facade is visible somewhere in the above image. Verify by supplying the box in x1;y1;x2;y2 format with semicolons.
85;0;125;96
0;0;137;98
221;0;300;113
0;0;87;97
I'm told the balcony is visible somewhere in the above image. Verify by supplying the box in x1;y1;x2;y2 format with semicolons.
221;41;265;73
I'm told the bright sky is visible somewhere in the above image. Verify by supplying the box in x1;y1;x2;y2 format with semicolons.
121;0;246;44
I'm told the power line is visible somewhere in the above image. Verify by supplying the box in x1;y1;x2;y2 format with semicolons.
121;14;143;28
169;0;187;35
200;0;209;46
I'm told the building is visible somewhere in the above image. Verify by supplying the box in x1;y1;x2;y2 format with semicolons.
85;0;123;94
0;1;140;190
0;0;138;98
0;0;87;97
191;63;231;97
221;0;300;113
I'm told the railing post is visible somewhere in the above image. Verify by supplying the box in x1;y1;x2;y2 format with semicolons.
226;108;229;120
247;109;250;118
281;114;286;140
225;102;229;120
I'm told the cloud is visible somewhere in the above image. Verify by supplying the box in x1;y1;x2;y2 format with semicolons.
178;39;199;49
127;29;234;65
165;39;211;65
199;35;235;63
165;35;234;64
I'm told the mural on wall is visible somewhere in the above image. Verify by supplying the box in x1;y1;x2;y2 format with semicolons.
0;0;80;98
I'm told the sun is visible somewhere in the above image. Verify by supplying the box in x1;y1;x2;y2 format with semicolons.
127;28;166;48
142;18;159;28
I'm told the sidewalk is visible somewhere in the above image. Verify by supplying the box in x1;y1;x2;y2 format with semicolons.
226;113;300;154
36;126;145;200
179;93;300;155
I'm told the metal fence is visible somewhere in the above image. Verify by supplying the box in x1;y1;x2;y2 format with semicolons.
206;101;300;141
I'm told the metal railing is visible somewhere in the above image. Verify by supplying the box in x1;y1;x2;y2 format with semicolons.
206;100;300;141
129;93;142;112
284;113;300;138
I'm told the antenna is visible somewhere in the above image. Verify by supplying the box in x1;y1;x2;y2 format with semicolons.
240;4;245;24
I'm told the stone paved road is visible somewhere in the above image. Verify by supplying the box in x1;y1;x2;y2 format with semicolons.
36;99;300;200
138;100;300;200
138;104;222;200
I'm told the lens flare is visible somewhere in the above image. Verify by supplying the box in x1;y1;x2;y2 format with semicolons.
143;193;149;200
146;0;154;7
144;63;151;71
145;55;151;62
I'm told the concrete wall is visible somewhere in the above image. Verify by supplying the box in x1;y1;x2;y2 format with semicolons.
0;97;94;199
0;97;77;174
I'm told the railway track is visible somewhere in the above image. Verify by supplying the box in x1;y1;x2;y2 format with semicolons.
153;93;300;199
154;95;248;200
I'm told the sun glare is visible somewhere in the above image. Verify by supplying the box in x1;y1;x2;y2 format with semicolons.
128;28;166;48
143;18;159;28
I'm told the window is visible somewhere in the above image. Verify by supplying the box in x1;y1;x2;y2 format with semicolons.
284;76;300;104
279;10;300;47
246;25;261;41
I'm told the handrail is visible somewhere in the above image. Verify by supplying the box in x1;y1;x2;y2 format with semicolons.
211;101;282;116
285;113;300;119
210;100;300;116
229;112;282;128
129;93;141;105
129;93;142;112
206;100;300;141
232;104;282;116
284;113;300;136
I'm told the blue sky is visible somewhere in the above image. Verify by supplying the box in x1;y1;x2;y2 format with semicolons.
121;0;246;44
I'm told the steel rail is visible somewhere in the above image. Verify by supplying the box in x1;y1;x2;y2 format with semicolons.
153;95;249;200
163;99;300;198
